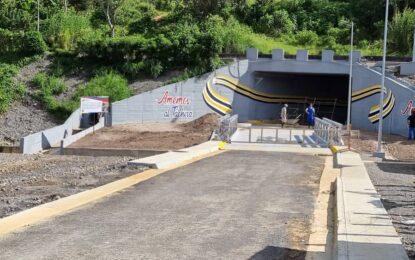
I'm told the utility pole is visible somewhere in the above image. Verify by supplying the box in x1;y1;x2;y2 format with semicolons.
376;0;390;157
347;22;354;150
64;0;68;13
37;0;40;32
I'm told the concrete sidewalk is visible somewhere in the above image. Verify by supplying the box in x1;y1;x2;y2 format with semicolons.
128;141;219;169
336;151;409;260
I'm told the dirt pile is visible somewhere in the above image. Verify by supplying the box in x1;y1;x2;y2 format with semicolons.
0;153;144;218
181;113;219;132
70;113;220;150
347;130;415;161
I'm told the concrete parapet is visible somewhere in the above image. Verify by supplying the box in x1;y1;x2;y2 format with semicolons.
322;50;334;62
296;49;309;61
350;50;361;62
336;151;409;260
272;49;284;60
246;48;258;60
60;119;105;149
400;61;415;76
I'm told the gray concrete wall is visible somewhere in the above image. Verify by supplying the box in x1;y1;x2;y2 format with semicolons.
21;109;82;154
351;64;415;136
111;62;245;124
111;55;352;124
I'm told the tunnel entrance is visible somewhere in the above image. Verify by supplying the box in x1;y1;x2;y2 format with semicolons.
255;71;349;124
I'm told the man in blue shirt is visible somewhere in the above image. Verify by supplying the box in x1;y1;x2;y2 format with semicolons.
408;109;415;140
305;103;315;128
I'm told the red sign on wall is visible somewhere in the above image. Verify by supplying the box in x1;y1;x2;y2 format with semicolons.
157;91;191;105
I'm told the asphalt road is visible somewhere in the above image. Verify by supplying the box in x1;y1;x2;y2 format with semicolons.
0;151;324;260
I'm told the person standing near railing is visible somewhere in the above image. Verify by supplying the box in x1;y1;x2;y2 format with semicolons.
281;104;288;128
305;103;315;129
408;108;415;140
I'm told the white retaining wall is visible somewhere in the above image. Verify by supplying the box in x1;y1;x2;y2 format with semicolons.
20;109;82;154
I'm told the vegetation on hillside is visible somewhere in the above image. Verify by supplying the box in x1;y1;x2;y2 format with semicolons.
1;0;415;116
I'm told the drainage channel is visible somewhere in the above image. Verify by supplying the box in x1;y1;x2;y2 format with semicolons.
0;146;20;154
60;147;168;157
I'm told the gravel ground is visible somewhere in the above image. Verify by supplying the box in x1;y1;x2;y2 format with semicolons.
0;153;145;218
347;130;415;161
129;70;182;95
363;153;415;259
0;100;60;146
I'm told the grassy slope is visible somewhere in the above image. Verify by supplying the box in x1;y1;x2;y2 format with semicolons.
247;33;382;56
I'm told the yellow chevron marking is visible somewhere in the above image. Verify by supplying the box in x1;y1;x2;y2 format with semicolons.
207;81;230;105
352;84;381;97
202;87;232;114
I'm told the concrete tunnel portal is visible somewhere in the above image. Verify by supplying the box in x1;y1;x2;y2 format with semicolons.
252;71;349;124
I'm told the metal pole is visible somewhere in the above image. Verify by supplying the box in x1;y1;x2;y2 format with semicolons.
413;26;415;62
347;22;354;130
377;0;390;155
37;0;40;32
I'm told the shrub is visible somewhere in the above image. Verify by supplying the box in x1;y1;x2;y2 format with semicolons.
143;60;163;78
78;19;224;77
33;73;67;111
120;61;145;78
25;31;48;54
295;30;319;46
0;64;27;113
118;2;157;34
43;10;96;51
389;8;415;55
74;72;132;102
0;29;47;55
255;10;295;37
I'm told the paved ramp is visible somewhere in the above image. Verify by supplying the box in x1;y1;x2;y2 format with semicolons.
0;151;324;259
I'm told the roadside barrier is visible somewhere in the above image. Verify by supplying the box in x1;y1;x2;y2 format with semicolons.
314;117;344;145
216;114;238;142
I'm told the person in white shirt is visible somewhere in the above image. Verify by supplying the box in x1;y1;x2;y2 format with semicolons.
281;104;288;128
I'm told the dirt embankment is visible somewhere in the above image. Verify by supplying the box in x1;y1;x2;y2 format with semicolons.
347;130;415;161
0;57;58;146
0;58;184;146
69;113;219;150
0;153;144;218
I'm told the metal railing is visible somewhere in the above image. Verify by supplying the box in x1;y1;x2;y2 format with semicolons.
314;117;344;145
233;126;314;144
216;114;238;142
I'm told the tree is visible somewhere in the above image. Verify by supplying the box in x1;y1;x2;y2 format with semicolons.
182;0;228;19
389;8;415;54
96;0;124;37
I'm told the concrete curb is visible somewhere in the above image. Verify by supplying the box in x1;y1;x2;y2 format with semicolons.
60;119;105;148
128;141;220;169
335;151;409;260
0;149;224;236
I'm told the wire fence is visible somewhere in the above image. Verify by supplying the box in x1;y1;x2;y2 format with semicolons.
215;114;238;142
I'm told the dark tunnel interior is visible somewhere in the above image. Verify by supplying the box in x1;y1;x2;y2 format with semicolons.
255;71;349;124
